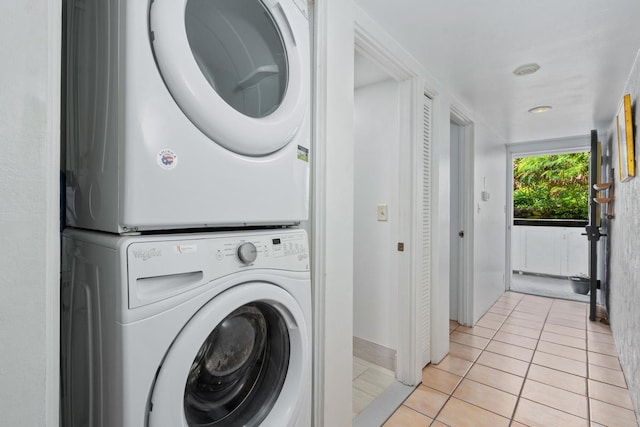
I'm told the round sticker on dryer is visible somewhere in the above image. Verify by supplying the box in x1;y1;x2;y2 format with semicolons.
157;149;178;170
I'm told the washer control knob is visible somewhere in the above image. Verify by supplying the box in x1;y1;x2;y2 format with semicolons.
237;242;257;264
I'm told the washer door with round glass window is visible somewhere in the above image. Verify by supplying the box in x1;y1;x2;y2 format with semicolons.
147;282;310;427
149;0;309;157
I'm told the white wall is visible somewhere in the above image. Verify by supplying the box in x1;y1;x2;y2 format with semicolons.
0;1;61;426
604;50;640;418
353;79;400;350
472;127;507;323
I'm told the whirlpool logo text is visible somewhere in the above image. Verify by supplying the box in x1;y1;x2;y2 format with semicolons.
132;248;162;261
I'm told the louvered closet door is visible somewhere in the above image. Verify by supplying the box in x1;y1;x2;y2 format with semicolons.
420;95;433;367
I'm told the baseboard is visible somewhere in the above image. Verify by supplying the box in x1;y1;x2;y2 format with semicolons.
353;336;396;372
513;270;569;280
353;381;415;427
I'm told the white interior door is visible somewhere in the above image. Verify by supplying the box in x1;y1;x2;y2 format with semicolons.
449;121;461;321
449;115;474;326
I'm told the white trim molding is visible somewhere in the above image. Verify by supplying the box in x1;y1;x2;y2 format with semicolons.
506;134;590;157
310;2;326;425
312;1;355;425
47;1;62;425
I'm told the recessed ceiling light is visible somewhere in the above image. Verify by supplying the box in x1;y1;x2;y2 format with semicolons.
528;105;552;114
513;63;541;76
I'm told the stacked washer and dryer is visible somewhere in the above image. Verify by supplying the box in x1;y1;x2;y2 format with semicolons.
60;1;312;426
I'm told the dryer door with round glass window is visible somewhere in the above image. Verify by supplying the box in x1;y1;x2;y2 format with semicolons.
150;0;309;157
147;283;309;427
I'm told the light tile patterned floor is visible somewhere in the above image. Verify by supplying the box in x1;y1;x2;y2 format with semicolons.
384;292;639;427
353;356;396;418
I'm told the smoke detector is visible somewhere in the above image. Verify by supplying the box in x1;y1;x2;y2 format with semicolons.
513;63;541;76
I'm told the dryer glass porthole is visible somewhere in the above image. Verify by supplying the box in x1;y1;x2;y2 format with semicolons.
183;303;290;426
185;0;289;118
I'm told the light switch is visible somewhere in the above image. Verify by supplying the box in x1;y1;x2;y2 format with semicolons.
377;204;388;221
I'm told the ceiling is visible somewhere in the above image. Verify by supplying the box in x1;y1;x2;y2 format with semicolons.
354;0;640;144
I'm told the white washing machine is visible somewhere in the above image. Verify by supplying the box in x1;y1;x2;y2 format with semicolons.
61;228;311;426
64;0;310;233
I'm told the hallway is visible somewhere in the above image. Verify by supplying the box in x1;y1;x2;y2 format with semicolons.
384;292;638;426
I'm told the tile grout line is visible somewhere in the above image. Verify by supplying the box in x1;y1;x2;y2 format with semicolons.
423;323;464;426
352;360;398;419
583;309;637;424
428;297;519;425
510;298;595;425
585;302;593;426
492;296;594;424
463;296;527;423
506;294;552;425
393;294;638;426
432;294;598;426
502;298;635;424
426;323;464;426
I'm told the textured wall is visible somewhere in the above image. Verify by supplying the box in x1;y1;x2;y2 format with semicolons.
0;1;60;425
606;51;640;419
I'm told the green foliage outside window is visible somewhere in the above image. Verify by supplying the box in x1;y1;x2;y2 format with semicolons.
513;153;589;220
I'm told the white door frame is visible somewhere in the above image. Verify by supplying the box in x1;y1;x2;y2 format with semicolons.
450;108;475;326
353;9;426;386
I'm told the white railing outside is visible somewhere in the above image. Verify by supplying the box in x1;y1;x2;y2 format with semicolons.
512;225;588;277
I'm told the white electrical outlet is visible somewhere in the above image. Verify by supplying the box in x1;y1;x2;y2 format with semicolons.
377;204;388;221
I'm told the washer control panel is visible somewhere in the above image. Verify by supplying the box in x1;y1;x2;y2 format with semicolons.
122;229;310;308
128;229;308;274
126;229;309;309
215;231;309;270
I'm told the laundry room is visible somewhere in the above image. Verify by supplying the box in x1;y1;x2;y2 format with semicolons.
9;0;640;426
2;2;438;425
58;0;313;426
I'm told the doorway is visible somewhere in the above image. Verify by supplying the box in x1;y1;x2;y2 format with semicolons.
350;27;427;422
505;138;592;303
352;50;399;419
509;151;590;302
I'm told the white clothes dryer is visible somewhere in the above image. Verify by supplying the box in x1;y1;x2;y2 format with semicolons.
64;0;310;233
61;228;311;427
